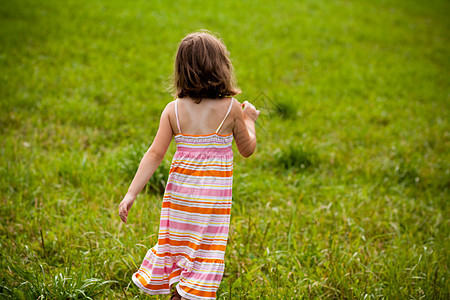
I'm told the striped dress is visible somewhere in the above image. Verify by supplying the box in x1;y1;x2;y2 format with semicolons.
132;99;234;300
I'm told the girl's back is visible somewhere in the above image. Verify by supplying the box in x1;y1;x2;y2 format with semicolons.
172;97;235;136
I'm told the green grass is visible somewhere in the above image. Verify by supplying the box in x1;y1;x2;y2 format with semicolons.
1;0;449;298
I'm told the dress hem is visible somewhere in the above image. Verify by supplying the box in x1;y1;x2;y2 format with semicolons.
131;273;170;295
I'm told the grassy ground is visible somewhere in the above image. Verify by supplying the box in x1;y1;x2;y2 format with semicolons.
1;0;449;298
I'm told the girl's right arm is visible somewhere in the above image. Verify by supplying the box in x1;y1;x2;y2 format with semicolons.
233;100;260;157
119;103;174;223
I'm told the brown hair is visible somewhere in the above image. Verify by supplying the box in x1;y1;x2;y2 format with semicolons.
172;31;241;103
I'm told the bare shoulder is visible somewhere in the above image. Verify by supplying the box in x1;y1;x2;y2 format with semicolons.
162;100;179;135
230;98;243;119
161;100;176;117
165;100;176;111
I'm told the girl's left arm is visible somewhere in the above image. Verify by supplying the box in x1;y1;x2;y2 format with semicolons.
119;103;173;223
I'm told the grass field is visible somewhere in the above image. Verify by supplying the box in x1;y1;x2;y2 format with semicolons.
1;0;449;298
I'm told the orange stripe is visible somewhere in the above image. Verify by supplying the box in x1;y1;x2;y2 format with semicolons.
150;248;224;264
160;233;227;244
136;273;168;290
162;201;231;215
168;268;182;281
160;232;226;243
179;282;216;298
158;238;227;252
171;166;232;178
164;194;232;205
139;268;153;280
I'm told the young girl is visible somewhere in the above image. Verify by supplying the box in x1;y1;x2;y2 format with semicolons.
119;31;260;300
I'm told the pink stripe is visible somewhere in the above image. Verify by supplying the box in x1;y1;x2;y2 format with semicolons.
166;184;232;198
175;136;233;142
187;268;224;282
140;264;172;276
159;220;230;236
167;176;233;185
176;147;233;156
177;138;231;144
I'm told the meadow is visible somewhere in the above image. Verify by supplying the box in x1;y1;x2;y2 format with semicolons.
0;0;449;298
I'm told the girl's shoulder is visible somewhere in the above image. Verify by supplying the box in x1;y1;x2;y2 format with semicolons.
166;99;177;109
161;100;179;136
164;99;177;116
230;97;243;119
161;100;177;116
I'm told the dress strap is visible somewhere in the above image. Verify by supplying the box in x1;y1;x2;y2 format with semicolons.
215;98;233;133
175;99;181;133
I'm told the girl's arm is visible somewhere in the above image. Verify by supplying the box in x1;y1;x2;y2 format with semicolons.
119;103;174;223
233;100;260;157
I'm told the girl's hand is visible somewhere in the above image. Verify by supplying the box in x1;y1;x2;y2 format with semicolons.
242;101;260;122
119;194;135;223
